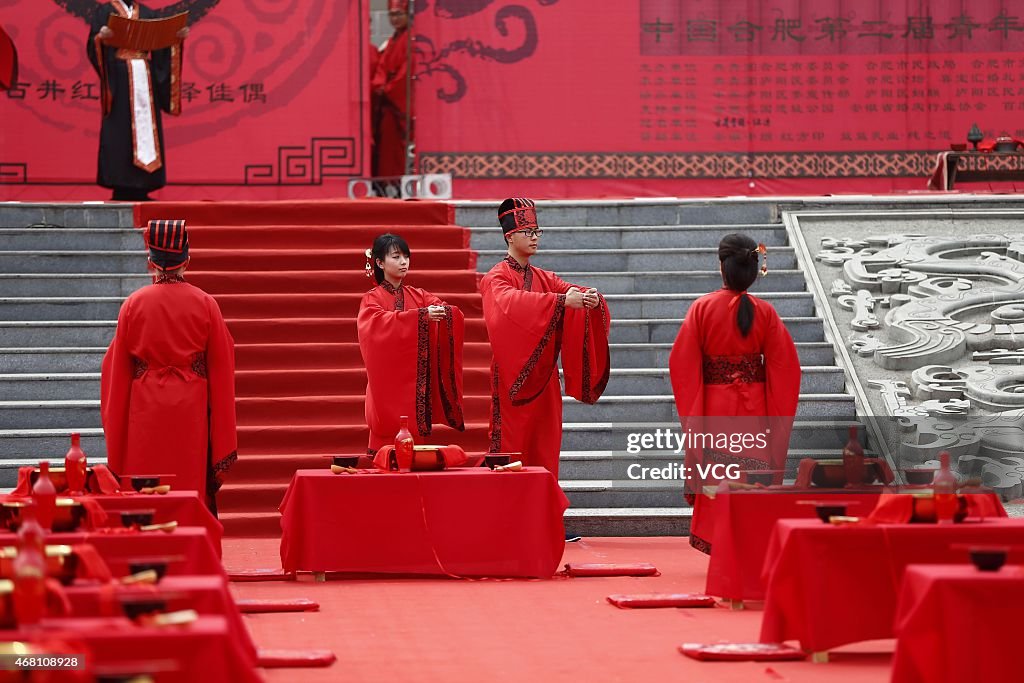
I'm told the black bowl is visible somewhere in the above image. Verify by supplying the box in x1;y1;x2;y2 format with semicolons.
815;504;847;523
119;510;155;528
332;456;361;468
485;454;511;469
970;547;1007;572
903;469;936;485
129;476;160;492
128;560;169;581
118;596;167;620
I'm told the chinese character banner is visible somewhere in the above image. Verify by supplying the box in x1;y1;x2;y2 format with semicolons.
414;0;1024;198
0;0;369;200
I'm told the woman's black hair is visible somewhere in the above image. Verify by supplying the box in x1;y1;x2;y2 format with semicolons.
370;233;410;285
718;233;759;337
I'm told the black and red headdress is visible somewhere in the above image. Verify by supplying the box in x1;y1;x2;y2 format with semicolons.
144;219;189;271
498;197;538;235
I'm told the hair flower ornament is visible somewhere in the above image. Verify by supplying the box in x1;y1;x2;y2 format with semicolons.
757;243;768;276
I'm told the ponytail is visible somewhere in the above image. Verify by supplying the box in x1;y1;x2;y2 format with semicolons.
717;233;759;337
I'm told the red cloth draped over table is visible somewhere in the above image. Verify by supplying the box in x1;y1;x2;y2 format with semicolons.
0;617;261;683
698;489;1006;602
279;469;568;577
759;518;1024;653
14;527;227;579
358;282;465;451
669;288;801;553
63;576;257;666
101;279;237;511
480;256;610;476
892;565;1024;683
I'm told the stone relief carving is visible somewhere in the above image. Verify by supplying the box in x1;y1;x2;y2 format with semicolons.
816;232;1024;493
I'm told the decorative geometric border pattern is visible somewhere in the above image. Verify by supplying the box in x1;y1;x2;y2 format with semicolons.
956;152;1024;172
0;164;28;184
419;151;936;179
245;137;358;185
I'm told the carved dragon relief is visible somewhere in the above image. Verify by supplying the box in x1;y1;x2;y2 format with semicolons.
817;232;1024;495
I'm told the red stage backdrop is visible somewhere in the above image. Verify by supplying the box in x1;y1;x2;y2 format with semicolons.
413;0;1024;198
0;0;370;201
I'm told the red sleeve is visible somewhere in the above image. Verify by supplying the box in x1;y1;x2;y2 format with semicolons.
763;307;801;478
481;271;566;405
206;295;238;478
561;295;611;404
430;304;466;430
100;298;134;477
668;306;704;419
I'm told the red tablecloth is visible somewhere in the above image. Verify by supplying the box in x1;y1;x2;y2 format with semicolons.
0;616;262;683
88;492;223;556
891;565;1024;683
699;489;1005;601
280;468;568;577
63;576;256;665
0;527;225;579
759;518;1024;652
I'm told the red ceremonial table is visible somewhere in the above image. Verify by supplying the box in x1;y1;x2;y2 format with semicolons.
279;468;569;578
63;576;257;665
891;565;1024;683
0;527;225;579
697;488;1005;603
758;518;1024;656
0;616;262;683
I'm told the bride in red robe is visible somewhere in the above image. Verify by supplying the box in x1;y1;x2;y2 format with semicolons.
480;198;611;478
357;233;465;452
101;220;237;514
669;233;801;554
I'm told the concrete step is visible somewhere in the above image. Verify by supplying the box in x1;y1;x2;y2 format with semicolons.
0;322;116;347
0;251;147;274
0;298;124;321
0;428;106;459
0;228;139;250
559;269;806;294
0;348;107;373
603;292;813;319
562;394;855;421
0;401;100;429
455;201;776;227
609;342;836;368
469;224;788;250
591;366;844;396
560;420;865;453
563;507;691;537
476;247;796;273
0;205;133;229
0;373;99;401
609;316;824;343
0;274;149;297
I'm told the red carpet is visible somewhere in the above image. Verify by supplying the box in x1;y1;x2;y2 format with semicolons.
225;537;893;682
135;201;492;537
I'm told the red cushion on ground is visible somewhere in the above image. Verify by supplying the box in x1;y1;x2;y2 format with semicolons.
679;643;806;661
564;563;659;577
257;649;337;668
236;599;319;613
607;594;716;608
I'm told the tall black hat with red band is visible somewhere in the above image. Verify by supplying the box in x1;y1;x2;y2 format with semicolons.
498;198;538;234
145;219;189;270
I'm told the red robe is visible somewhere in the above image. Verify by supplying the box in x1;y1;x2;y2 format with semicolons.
100;278;237;511
669;288;801;553
370;28;410;177
480;256;611;477
357;281;465;451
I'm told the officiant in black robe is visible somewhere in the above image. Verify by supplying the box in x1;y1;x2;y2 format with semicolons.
87;1;188;201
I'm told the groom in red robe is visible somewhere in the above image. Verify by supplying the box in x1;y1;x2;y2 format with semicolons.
480;198;611;482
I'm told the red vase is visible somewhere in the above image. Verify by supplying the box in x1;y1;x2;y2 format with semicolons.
842;425;866;488
31;462;57;531
12;504;47;628
64;433;88;495
933;451;959;524
393;416;414;471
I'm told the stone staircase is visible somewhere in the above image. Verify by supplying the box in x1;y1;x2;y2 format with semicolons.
458;201;856;536
0;204;138;478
